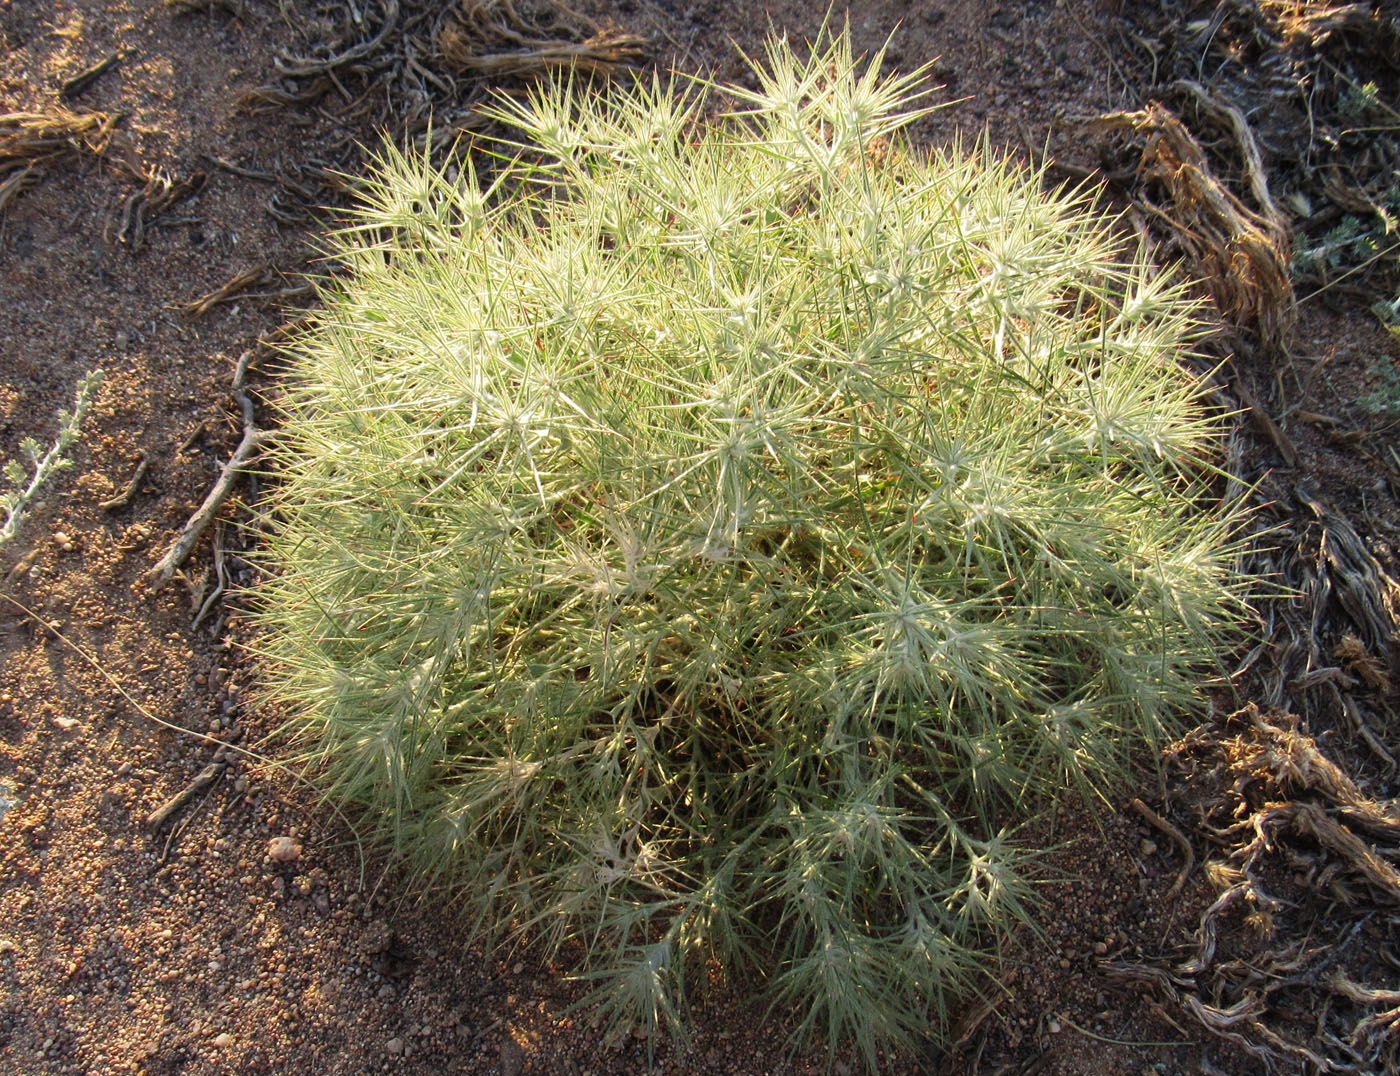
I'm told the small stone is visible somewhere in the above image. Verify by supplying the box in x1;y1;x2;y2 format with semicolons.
53;715;79;729
1139;839;1158;856
0;938;15;953
361;920;392;955
499;1038;524;1076
52;531;73;550
212;1033;234;1047
267;836;301;863
386;1037;404;1057
1093;941;1108;956
1047;1018;1061;1034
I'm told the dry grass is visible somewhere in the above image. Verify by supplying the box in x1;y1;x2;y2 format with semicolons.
0;106;121;210
439;0;647;77
1085;101;1294;354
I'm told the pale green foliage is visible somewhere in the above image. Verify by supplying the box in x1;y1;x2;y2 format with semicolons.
1;370;102;545
255;30;1247;1068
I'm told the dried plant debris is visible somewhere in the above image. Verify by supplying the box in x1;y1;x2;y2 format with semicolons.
166;0;248;13
106;168;208;252
1112;704;1400;1074
2;104;214;254
243;0;646;130
59;51;129;102
182;264;313;318
0;106;121;210
1258;481;1400;734
439;0;647;76
1086;98;1295;353
221;1;645;226
263;158;354;225
1232;476;1400;780
1110;0;1400;318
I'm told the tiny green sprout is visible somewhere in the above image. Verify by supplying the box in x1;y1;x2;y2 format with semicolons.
1;369;102;545
1339;79;1381;119
254;26;1250;1071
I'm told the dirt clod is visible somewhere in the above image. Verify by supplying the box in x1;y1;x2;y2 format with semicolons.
266;835;301;863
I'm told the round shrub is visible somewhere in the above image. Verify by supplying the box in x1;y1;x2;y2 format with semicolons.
255;31;1247;1067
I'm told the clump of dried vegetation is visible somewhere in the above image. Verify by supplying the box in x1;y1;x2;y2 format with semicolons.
0;106;120;210
1095;1;1400;371
1079;3;1400;1068
235;0;648;155
1107;704;1400;1074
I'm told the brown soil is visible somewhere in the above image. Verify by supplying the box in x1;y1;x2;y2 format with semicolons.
1;2;1397;1075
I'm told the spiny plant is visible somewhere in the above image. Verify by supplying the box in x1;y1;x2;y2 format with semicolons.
254;29;1248;1069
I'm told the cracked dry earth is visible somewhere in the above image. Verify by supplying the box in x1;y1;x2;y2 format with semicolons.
1;1;1398;1075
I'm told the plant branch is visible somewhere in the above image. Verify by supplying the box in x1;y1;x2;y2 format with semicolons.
144;350;270;591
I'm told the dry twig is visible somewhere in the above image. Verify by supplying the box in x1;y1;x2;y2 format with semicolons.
59;52;128;102
1133;704;1400;1072
182;265;310;317
145;760;226;830
439;0;647;77
1130;797;1196;899
144;351;271;591
99;452;150;511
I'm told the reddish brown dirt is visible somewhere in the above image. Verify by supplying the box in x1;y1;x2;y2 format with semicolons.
1;2;1396;1075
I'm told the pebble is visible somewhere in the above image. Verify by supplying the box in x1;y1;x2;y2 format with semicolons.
212;1032;234;1047
1047;1018;1061;1034
1093;941;1108;956
1139;839;1158;856
267;836;301;864
52;531;73;551
386;1037;404;1057
499;1038;524;1076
